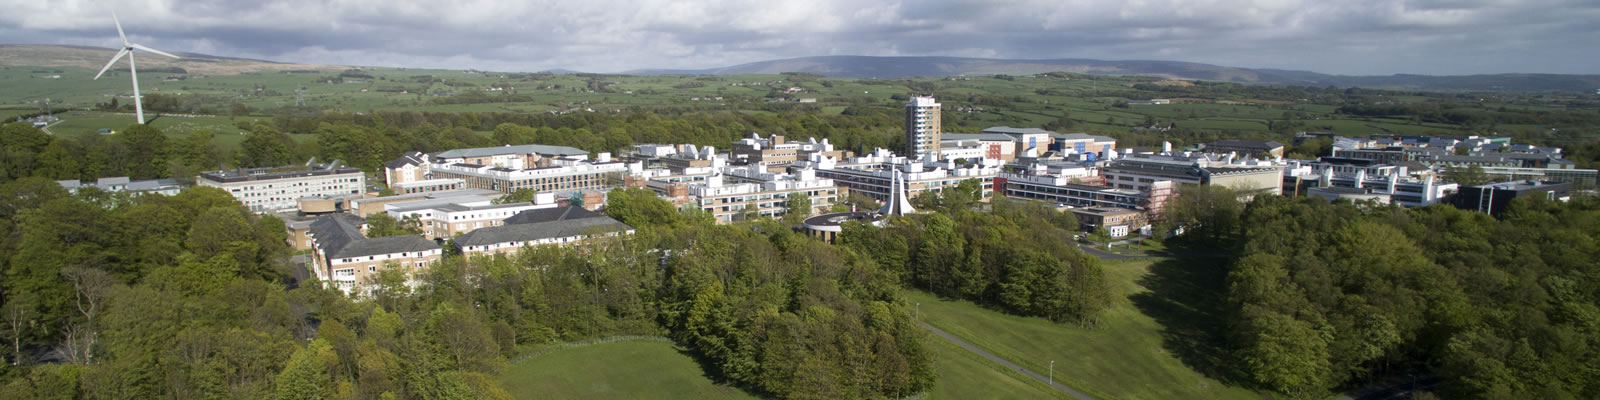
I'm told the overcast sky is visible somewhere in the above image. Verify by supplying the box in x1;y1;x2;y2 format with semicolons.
1;0;1596;75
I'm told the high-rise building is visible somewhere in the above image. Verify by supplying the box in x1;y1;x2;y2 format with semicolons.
905;96;941;160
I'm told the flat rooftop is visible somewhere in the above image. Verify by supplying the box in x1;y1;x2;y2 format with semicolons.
802;211;881;228
200;164;362;183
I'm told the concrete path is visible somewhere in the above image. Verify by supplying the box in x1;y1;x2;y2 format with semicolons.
919;322;1096;400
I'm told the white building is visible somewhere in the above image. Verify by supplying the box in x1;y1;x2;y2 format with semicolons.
906;96;942;161
199;163;366;213
386;193;560;239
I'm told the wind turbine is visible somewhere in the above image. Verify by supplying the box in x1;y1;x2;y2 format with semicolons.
93;13;180;125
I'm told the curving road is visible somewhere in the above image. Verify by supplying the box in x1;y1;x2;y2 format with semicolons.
919;322;1096;400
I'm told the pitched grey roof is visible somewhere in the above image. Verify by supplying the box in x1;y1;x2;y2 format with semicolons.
385;151;426;168
501;206;605;225
337;235;440;259
434;144;587;159
309;214;367;258
456;207;632;248
309;213;441;259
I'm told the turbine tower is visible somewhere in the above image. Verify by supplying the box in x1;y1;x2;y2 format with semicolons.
93;13;180;125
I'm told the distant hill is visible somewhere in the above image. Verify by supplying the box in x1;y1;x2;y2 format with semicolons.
626;55;1600;92
0;44;344;75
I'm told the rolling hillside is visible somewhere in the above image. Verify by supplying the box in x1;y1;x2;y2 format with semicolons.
627;55;1600;92
4;44;1598;92
0;44;343;75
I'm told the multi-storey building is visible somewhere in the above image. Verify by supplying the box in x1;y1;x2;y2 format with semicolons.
730;134;843;167
687;169;840;223
906;96;942;161
348;189;501;217
384;151;428;187
1101;154;1282;196
1071;207;1149;237
432;144;590;170
386;195;558;240
1281;162;1457;207
1450;180;1572;216
199;163;366;213
456;206;635;258
57;176;183;196
427;158;632;195
1203;139;1285;159
1049;132;1118;160
812;157;999;203
391;178;465;194
307;214;442;294
996;172;1173;216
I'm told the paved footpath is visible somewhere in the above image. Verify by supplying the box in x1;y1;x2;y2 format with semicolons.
919;322;1097;400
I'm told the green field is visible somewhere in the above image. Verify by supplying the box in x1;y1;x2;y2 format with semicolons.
498;340;758;400
904;257;1261;400
926;333;1070;399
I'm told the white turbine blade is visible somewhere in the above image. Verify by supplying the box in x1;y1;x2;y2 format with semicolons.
113;13;128;46
131;43;180;59
94;49;129;80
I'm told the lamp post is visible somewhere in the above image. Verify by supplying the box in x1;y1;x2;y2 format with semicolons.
1049;360;1055;385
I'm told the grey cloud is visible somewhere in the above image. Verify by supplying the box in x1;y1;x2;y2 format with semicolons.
0;0;1595;75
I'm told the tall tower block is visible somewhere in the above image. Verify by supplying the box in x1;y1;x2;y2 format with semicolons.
905;96;941;161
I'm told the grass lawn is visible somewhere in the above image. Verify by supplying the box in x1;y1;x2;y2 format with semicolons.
926;333;1070;399
904;257;1262;400
498;340;757;400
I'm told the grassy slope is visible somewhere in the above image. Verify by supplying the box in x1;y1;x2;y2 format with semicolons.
904;257;1261;400
498;340;758;400
926;332;1070;399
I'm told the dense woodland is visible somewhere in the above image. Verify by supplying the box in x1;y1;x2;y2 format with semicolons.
0;122;1123;400
1165;186;1600;399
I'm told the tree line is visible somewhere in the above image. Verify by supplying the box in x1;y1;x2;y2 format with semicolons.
1172;186;1600;399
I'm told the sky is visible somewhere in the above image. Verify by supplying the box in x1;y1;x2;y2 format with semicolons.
1;0;1597;76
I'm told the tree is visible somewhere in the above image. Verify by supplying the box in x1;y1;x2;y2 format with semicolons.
1445;164;1491;186
118;124;169;179
936;179;982;212
492;189;535;204
33;140;79;180
59;266;114;365
365;213;421;238
0;123;51;181
783;192;812;221
239;124;294;168
3;292;37;366
274;339;336;400
604;187;682;228
1240;309;1332;396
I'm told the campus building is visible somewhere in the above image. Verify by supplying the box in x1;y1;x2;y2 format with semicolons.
1450;180;1573;216
1100;154;1283;196
906;96;942;161
199;162;366;213
686;168;840;223
995;172;1173;216
1071;207;1149;238
57;176;183;196
812;159;999;203
1203;139;1285;159
455;206;635;258
307;214;442;294
386;194;559;240
426;157;631;195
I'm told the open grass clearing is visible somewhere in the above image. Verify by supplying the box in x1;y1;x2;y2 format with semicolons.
904;257;1261;400
498;339;758;400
